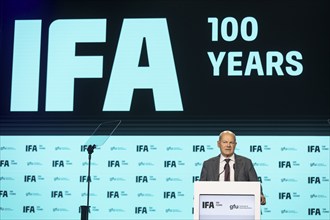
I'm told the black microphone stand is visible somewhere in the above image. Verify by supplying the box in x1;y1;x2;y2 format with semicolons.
79;120;121;220
80;144;96;220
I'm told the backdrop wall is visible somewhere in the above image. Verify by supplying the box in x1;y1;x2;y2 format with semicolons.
0;0;329;219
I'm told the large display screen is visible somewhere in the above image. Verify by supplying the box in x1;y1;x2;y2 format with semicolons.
0;0;329;219
0;0;329;135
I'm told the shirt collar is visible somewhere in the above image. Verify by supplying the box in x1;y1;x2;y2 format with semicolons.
220;154;235;162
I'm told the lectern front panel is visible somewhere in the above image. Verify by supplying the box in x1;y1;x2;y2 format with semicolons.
199;194;255;220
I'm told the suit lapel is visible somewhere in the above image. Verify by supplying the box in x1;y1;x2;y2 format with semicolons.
234;154;242;181
213;155;220;181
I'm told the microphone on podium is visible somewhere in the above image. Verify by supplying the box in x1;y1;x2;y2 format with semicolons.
217;163;235;180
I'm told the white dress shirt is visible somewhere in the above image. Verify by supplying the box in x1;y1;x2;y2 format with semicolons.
218;154;235;181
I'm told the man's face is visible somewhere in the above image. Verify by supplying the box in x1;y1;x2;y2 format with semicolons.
217;133;237;157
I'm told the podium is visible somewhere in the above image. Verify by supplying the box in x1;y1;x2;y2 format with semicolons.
194;182;261;220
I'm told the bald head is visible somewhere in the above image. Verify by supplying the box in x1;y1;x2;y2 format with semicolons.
219;130;236;142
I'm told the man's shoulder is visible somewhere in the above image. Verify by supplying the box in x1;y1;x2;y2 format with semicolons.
235;154;252;162
204;155;220;163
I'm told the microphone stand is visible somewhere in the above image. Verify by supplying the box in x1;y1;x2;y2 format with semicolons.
79;120;121;220
80;144;96;220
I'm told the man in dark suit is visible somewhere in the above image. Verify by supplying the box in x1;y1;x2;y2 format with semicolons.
200;130;266;205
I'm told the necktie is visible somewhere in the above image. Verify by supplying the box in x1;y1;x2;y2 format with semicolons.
224;159;230;181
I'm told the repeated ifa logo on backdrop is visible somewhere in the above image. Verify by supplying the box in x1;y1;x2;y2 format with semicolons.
0;136;329;219
9;17;303;112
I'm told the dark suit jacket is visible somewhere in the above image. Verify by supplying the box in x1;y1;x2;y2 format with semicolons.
200;154;263;194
